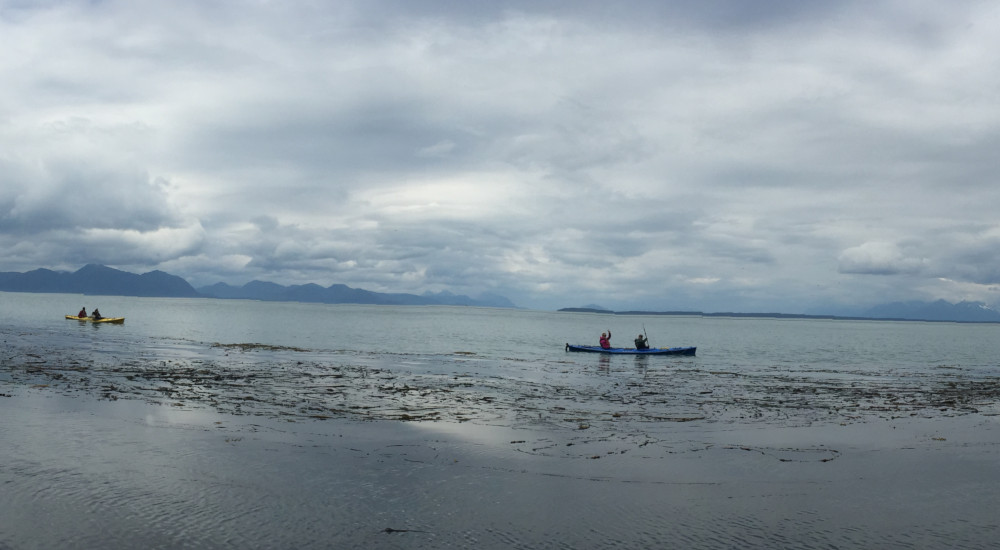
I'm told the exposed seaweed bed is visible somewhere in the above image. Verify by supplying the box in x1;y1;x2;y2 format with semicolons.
4;333;999;434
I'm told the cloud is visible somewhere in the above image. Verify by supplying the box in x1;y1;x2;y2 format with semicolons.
838;242;925;276
3;1;1000;312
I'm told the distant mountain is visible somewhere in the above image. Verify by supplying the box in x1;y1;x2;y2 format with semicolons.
422;290;518;308
557;299;1000;323
197;281;516;308
558;307;614;314
0;264;200;298
0;265;519;308
863;300;1000;322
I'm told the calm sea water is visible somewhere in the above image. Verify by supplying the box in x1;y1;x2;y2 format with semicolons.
4;290;999;370
3;291;1000;549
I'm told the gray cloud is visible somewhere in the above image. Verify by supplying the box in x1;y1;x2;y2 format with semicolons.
2;0;1000;312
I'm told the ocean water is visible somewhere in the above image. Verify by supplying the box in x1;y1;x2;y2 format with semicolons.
2;291;1000;549
6;290;999;374
5;291;998;425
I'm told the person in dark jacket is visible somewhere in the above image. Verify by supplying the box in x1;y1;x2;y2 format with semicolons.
635;334;649;349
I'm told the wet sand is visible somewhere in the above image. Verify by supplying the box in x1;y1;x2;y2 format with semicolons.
2;393;999;548
2;339;1000;548
0;398;1000;549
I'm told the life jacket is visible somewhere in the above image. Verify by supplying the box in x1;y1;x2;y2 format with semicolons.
599;336;610;349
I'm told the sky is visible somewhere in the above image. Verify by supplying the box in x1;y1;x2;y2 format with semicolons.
2;0;1000;313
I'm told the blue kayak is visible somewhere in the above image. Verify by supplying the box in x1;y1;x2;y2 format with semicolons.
565;344;696;355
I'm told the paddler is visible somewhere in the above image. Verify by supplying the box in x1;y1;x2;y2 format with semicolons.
599;330;612;349
634;334;649;350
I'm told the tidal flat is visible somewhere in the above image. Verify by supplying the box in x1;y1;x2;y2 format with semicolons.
2;333;1000;549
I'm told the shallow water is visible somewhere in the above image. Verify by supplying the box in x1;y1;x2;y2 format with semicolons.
2;292;1000;548
2;393;998;549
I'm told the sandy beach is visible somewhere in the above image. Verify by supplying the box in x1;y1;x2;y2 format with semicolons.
2;386;998;549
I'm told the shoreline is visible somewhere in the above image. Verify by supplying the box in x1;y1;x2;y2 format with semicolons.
2;389;999;548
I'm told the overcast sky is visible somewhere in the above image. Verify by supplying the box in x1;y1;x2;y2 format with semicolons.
2;0;1000;312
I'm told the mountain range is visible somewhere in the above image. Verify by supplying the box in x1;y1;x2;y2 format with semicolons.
0;264;200;298
196;280;516;308
560;302;1000;323
0;264;517;308
860;300;1000;323
2;264;998;321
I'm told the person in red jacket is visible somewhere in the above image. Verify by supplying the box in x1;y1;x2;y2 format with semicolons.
599;330;612;349
78;307;87;318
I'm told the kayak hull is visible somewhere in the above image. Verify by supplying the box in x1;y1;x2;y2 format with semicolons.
565;344;696;355
65;315;125;324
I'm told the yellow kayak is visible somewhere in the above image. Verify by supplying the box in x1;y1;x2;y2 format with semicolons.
65;315;125;324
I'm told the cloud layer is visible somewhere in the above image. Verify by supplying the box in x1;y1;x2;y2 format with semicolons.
3;0;1000;312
